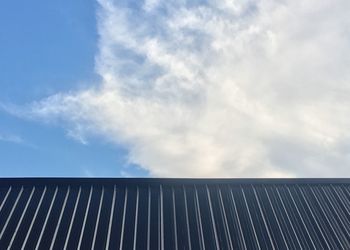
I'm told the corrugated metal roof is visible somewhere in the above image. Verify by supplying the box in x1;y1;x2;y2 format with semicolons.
0;178;350;249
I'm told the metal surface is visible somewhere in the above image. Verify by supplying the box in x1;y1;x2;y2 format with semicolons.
0;178;350;249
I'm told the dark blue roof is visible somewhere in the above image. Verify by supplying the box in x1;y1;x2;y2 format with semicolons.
0;178;350;249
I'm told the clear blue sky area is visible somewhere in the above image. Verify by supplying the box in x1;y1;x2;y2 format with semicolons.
0;0;147;177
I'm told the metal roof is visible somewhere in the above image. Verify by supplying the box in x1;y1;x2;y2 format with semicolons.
1;178;350;249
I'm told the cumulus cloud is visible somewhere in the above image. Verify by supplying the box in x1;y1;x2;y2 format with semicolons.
27;0;350;177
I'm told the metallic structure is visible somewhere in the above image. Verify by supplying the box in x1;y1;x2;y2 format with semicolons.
0;178;350;249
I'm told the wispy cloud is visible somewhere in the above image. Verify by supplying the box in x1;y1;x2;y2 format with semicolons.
21;0;350;177
0;132;38;149
0;133;24;144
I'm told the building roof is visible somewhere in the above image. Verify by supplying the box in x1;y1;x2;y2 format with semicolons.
0;178;350;249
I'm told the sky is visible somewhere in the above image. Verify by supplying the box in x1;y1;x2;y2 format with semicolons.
1;0;350;178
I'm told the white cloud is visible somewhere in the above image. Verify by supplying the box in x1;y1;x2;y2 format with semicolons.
27;0;350;177
0;133;24;144
0;130;38;149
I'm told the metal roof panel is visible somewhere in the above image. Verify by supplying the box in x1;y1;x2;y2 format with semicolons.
0;178;349;249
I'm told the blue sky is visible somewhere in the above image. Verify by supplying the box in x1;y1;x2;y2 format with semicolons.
0;0;146;177
1;0;350;177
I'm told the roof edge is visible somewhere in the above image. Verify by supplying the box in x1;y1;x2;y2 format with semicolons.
0;177;350;186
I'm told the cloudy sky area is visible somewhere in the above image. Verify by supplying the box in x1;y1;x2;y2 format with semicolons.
1;0;350;177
